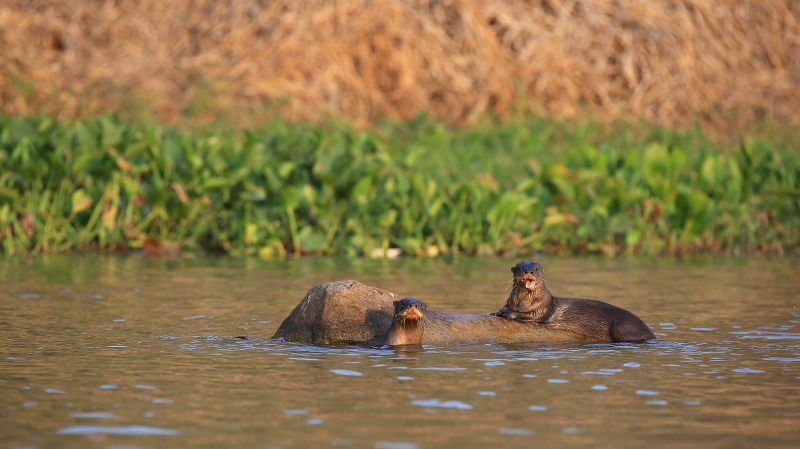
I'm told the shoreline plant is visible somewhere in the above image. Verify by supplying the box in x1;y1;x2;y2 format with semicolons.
1;114;797;257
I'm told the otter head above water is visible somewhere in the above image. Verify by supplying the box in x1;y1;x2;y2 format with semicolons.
363;298;428;347
511;261;545;291
393;298;427;322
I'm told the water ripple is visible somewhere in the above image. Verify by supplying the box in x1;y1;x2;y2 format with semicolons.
732;368;765;374
69;412;117;419
409;367;467;371
57;425;180;435
330;369;363;377
375;442;419;449
499;428;534;435
636;390;660;396
412;399;473;410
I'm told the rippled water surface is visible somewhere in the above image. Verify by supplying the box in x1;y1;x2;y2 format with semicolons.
2;256;799;448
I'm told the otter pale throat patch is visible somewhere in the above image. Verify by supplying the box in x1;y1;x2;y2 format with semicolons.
402;308;423;320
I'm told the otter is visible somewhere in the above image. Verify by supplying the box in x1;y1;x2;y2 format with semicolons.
491;261;655;343
363;298;427;347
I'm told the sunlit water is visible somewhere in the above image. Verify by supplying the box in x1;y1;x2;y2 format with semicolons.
1;256;798;448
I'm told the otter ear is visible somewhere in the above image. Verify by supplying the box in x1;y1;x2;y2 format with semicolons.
393;300;401;307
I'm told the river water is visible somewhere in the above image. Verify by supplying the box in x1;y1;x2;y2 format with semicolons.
1;255;798;448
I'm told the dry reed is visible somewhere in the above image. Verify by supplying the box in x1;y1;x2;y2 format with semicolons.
1;0;798;131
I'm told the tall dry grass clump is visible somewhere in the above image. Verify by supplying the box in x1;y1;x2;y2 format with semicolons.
1;0;798;130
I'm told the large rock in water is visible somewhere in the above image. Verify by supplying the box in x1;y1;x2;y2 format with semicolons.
272;280;600;345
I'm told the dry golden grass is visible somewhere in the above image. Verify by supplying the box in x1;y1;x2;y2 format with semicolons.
1;0;798;131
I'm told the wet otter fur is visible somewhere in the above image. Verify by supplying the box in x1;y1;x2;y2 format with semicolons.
363;298;427;347
491;261;656;343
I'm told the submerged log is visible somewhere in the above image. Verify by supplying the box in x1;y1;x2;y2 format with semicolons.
271;280;600;345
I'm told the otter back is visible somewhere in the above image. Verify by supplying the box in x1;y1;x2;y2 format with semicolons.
546;297;656;343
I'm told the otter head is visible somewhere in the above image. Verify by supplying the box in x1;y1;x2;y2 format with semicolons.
393;298;428;321
511;261;544;291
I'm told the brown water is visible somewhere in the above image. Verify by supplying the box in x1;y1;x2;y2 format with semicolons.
1;256;799;449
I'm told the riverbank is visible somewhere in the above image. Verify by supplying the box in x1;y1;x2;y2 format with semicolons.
1;114;797;257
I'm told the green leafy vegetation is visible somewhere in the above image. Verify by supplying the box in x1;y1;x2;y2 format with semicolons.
1;114;797;257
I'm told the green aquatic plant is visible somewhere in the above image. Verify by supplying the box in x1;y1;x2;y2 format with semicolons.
0;114;797;257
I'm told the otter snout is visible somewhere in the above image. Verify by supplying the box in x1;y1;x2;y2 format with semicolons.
515;274;536;290
402;308;423;320
393;298;428;320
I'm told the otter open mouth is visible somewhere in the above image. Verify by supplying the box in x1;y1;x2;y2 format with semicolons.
517;277;535;290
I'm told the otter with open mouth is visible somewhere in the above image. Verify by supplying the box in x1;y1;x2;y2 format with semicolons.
363;298;427;347
491;261;656;343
